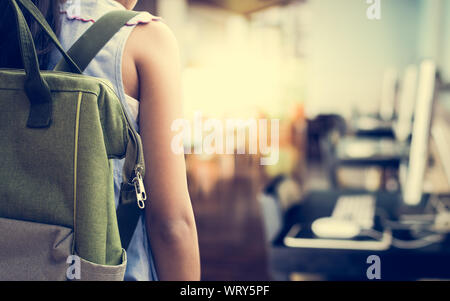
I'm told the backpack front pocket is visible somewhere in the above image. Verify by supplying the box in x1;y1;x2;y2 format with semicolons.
0;217;128;281
74;250;127;281
0;217;73;281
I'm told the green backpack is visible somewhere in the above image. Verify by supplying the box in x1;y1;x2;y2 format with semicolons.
0;0;147;281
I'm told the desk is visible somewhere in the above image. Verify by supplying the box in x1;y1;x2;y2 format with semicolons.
335;138;408;167
353;116;395;138
330;138;408;189
355;126;395;138
270;190;450;280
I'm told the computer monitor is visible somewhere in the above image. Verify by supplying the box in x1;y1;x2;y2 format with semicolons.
432;121;450;191
394;65;419;142
379;68;399;121
403;60;438;206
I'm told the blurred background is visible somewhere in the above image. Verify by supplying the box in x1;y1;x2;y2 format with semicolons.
135;0;450;280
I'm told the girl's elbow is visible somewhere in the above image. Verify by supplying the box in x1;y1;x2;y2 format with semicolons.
151;216;197;244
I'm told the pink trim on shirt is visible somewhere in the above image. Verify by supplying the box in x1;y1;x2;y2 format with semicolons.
60;11;95;23
126;17;162;26
60;11;161;26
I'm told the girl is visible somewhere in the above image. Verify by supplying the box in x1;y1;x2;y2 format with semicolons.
0;0;200;281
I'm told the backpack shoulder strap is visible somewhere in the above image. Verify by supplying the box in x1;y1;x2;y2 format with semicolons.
54;10;140;73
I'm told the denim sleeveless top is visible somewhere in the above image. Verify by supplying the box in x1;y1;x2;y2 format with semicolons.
47;0;160;281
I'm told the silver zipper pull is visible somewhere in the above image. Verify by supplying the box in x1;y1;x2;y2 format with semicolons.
133;171;147;209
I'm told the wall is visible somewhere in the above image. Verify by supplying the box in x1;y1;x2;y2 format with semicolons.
305;0;421;118
140;0;426;119
156;1;308;120
442;1;450;82
416;0;450;107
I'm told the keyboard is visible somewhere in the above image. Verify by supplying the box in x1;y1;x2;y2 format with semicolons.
332;195;376;230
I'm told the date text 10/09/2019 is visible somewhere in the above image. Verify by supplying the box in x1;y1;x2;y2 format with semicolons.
180;285;270;299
